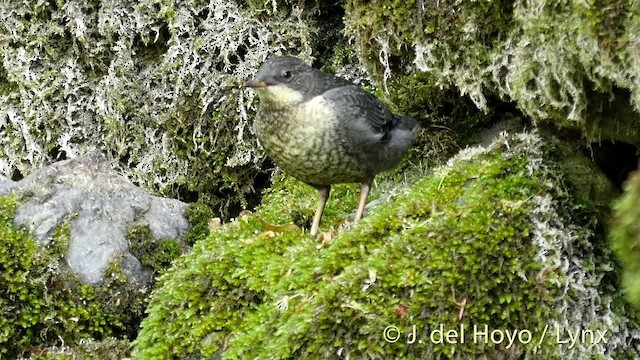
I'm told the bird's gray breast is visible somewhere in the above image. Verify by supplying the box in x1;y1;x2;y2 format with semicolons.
254;95;369;185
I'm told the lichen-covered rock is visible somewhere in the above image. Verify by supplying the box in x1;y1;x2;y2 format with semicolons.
610;170;640;309
133;130;639;359
0;0;333;214
344;1;640;145
0;151;189;286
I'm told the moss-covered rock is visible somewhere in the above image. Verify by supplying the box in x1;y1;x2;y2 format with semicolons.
0;195;144;357
133;131;638;358
344;1;640;145
0;0;345;214
128;224;183;275
610;170;640;308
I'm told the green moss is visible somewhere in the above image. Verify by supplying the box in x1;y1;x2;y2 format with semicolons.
388;72;493;135
134;132;631;358
127;225;183;273
1;0;325;218
610;171;640;308
185;200;216;245
0;196;144;357
49;221;71;259
225;155;556;359
319;39;359;74
0;54;18;96
344;0;513;85
553;141;620;218
158;97;263;214
344;0;640;145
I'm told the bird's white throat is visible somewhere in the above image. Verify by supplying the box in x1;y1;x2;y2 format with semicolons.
257;84;305;106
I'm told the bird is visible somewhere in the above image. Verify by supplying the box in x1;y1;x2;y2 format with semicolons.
244;56;418;236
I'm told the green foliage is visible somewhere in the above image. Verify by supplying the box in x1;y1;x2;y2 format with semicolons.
319;39;359;74
387;72;493;135
0;196;143;357
610;171;640;308
344;0;512;89
128;225;183;272
133;133;621;359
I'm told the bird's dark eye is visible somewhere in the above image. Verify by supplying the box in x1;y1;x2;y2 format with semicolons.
282;70;292;79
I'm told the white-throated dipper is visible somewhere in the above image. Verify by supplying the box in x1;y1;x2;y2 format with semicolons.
245;56;418;236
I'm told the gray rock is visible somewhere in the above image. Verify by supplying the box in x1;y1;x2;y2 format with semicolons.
0;175;18;194
1;152;189;286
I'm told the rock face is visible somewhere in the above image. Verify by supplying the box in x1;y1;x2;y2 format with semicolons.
0;0;348;215
0;152;189;286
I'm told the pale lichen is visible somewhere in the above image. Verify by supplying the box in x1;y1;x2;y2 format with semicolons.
0;0;326;213
344;0;640;144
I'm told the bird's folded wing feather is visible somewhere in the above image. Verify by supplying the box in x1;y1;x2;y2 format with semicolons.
321;85;394;134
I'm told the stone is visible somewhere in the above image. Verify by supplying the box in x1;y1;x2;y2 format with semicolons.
0;152;189;286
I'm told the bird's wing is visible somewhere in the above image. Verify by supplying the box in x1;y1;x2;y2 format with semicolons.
321;85;394;134
301;72;355;98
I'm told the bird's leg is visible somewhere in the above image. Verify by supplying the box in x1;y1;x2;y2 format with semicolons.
355;182;371;220
310;186;330;237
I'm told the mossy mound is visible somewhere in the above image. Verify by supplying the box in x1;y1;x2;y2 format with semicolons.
610;171;640;308
344;1;640;144
133;131;638;358
0;196;144;357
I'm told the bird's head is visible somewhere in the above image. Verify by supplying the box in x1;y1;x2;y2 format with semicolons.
244;56;313;107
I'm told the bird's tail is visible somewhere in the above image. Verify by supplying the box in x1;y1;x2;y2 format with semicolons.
395;115;420;140
375;115;420;171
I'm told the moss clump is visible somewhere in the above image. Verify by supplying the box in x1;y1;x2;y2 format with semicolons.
344;1;640;145
49;221;71;258
387;72;495;137
0;196;145;357
128;225;183;273
344;0;513;93
610;171;640;308
185;201;216;245
133;132;634;358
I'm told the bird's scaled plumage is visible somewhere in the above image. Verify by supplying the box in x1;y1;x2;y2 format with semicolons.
245;56;418;236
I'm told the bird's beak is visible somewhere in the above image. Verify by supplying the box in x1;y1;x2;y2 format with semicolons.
244;79;268;89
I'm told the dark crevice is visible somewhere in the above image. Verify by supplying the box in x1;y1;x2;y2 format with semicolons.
47;145;67;161
11;168;24;182
132;24;171;63
582;141;639;190
179;158;275;219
